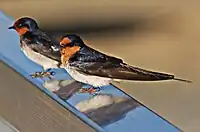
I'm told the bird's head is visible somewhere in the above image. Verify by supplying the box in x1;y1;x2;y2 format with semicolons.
59;34;85;65
8;17;39;36
60;34;85;48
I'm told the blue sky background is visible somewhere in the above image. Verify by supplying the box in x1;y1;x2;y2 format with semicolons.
0;11;180;132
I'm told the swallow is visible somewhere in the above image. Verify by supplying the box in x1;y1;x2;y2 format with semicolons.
8;17;61;78
59;34;192;91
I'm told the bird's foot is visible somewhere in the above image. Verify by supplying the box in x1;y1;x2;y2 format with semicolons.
78;87;101;95
45;68;52;72
30;69;56;80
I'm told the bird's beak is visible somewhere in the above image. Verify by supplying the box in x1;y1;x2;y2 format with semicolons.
8;26;15;30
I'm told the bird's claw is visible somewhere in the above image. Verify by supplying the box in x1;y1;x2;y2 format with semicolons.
30;70;56;79
30;72;41;78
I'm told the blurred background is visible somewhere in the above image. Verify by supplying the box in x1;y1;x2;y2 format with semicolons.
1;1;200;132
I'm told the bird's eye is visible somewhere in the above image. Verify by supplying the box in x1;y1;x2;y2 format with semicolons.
60;42;74;48
68;43;74;47
18;23;23;28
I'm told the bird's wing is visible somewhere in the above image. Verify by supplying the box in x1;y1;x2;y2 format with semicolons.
69;46;191;82
68;46;175;81
70;60;177;81
32;41;61;62
40;49;61;62
23;31;61;62
69;46;123;63
33;29;60;48
33;29;52;42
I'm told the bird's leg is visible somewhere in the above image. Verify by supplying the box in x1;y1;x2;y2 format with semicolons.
45;68;52;72
30;68;56;79
30;71;40;78
57;62;62;68
48;71;56;80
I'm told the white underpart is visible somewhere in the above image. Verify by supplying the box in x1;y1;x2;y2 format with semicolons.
21;43;59;70
65;64;112;87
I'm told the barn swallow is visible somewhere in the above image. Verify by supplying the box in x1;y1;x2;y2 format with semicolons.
59;34;192;91
8;17;61;78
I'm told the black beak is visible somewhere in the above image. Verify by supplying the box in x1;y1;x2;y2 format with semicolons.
8;26;15;29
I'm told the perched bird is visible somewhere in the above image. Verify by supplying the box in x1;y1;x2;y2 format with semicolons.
8;17;61;77
59;34;191;90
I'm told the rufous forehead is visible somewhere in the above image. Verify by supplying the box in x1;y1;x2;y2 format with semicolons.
60;37;72;45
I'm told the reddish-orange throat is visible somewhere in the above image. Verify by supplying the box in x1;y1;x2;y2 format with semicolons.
60;46;80;65
60;37;81;65
15;27;29;36
60;37;75;65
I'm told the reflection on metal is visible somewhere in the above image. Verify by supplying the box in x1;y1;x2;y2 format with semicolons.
75;94;140;126
0;11;182;132
0;117;19;132
44;80;82;100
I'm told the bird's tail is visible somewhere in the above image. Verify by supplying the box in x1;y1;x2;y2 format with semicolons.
173;78;192;83
120;63;192;83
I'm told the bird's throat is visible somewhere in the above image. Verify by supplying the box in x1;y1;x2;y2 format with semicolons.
60;46;80;65
16;27;29;36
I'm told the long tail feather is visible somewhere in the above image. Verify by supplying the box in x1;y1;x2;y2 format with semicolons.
122;63;192;83
173;78;192;83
